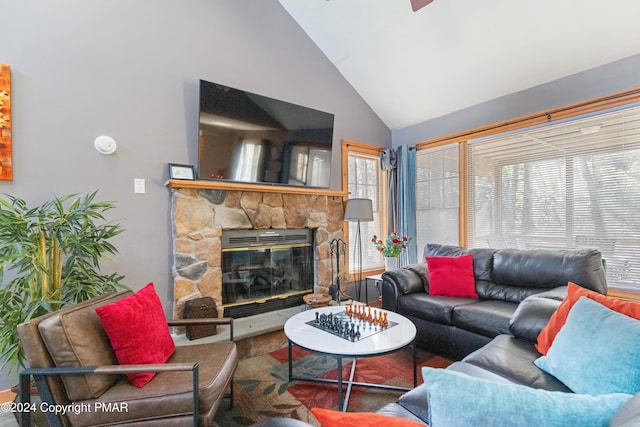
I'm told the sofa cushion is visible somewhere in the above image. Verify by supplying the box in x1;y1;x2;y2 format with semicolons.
397;293;476;326
65;340;238;426
423;244;495;282
462;334;571;392
396;364;512;424
451;300;515;338
422;367;631;427
311;408;426;427
476;282;548;303
37;291;131;401
404;263;431;292
536;282;640;355
446;360;516;384
95;283;175;387
426;254;478;298
535;297;640;396
491;248;606;295
376;403;428;425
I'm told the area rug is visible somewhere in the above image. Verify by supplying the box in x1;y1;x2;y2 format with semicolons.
214;345;452;426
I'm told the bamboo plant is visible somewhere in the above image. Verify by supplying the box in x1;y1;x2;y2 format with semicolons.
0;191;126;373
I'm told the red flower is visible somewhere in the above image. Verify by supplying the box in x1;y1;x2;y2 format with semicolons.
371;233;411;257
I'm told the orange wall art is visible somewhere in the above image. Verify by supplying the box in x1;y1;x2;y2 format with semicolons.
0;64;12;180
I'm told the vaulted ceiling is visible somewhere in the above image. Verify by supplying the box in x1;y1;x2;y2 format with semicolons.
278;0;640;131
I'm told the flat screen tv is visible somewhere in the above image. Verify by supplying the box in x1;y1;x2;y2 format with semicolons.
198;80;335;188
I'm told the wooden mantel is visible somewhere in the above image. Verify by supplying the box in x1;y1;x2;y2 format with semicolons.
165;179;348;198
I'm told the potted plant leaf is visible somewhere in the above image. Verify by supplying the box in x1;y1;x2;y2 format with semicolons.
0;191;126;374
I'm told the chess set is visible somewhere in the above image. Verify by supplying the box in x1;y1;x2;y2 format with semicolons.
306;304;397;342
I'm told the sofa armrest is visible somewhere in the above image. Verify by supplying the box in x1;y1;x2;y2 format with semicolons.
509;291;564;343
381;264;427;311
19;362;200;427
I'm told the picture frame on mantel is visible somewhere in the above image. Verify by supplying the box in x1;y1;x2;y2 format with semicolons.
169;163;196;180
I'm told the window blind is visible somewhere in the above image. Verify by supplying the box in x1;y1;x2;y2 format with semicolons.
347;152;385;272
415;143;460;255
467;105;640;290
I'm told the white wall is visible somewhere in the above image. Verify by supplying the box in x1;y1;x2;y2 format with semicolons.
0;0;390;389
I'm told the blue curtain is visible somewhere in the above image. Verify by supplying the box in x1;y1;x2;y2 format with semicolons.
397;146;417;265
381;145;417;266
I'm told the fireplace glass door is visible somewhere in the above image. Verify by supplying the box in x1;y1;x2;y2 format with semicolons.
222;244;313;306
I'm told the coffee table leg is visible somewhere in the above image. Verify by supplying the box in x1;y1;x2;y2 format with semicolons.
343;358;357;412
288;340;293;382
337;357;342;411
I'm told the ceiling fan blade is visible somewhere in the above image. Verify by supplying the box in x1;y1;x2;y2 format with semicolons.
410;0;434;12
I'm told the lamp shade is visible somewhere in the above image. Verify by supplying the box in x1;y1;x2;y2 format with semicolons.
344;198;374;222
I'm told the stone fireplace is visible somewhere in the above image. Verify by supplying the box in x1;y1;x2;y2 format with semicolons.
168;183;345;320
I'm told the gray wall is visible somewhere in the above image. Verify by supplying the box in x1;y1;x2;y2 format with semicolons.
393;54;640;146
0;0;390;389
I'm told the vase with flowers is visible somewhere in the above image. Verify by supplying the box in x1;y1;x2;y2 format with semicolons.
371;232;411;270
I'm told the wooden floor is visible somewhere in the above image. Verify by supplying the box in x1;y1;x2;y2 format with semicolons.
0;389;18;427
0;389;15;403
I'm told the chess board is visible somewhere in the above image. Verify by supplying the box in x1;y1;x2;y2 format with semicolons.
306;310;398;342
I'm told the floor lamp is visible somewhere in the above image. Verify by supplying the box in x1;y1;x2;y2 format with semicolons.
344;198;374;304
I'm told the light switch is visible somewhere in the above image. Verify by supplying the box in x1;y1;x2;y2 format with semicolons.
134;178;145;194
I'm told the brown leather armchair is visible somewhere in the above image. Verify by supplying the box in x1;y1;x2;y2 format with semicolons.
16;291;237;426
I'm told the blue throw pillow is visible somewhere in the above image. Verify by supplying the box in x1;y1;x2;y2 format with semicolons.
422;367;631;427
534;296;640;396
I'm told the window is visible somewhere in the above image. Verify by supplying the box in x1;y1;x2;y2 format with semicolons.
415;144;460;254
233;139;264;181
344;143;385;273
467;105;640;291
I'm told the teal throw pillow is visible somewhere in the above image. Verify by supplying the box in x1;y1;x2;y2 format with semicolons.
534;296;640;396
422;367;631;427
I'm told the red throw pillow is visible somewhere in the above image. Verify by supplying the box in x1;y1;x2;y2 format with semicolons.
425;254;478;298
95;282;175;387
311;408;426;427
535;281;640;355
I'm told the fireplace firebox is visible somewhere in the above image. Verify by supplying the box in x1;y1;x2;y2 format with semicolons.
221;229;314;318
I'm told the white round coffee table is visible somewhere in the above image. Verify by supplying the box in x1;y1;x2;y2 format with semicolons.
284;305;417;411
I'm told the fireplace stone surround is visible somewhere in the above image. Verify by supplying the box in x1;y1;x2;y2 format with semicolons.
169;184;345;321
